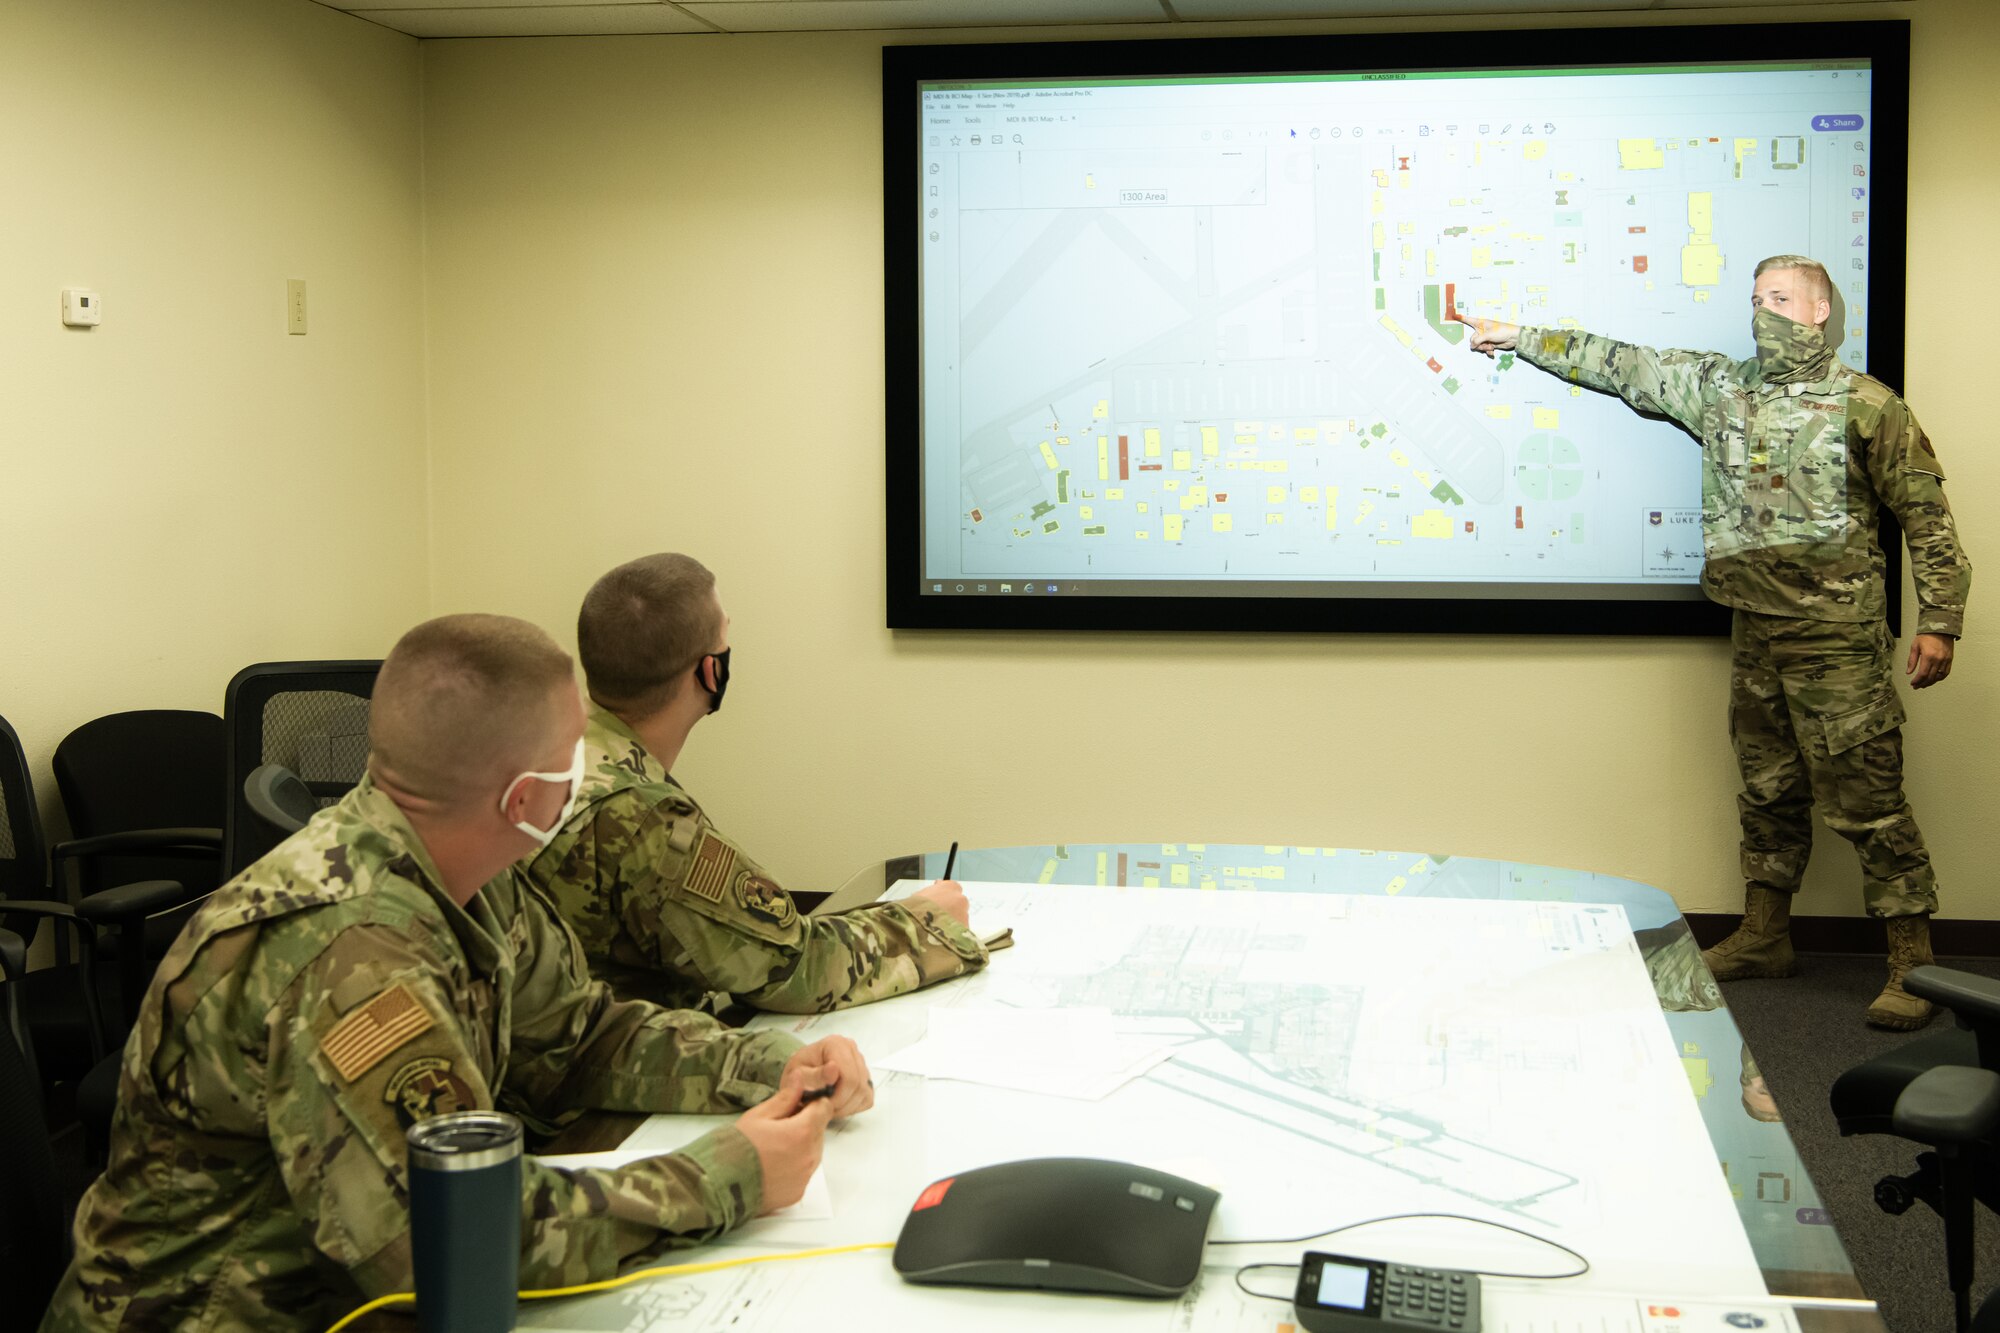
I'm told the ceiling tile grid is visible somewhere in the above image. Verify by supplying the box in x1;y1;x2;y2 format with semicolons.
322;0;1902;39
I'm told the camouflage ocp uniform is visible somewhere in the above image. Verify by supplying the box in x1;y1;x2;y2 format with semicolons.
42;777;799;1333
524;708;987;1014
1519;319;1971;916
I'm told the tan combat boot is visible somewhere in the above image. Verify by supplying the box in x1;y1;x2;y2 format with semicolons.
1866;916;1936;1031
1700;886;1798;981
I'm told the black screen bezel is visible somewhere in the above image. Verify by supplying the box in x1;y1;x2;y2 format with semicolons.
884;21;1910;636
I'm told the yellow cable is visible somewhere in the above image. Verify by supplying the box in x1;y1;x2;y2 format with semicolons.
325;1242;894;1333
325;1293;414;1333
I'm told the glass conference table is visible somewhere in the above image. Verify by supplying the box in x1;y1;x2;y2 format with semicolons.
523;841;1886;1333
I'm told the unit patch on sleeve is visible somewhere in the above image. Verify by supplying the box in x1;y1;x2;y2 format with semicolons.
685;832;737;904
739;874;796;928
321;982;435;1083
384;1056;478;1129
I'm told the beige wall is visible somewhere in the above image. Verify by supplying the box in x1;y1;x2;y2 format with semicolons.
420;0;1996;918
0;0;428;836
12;0;1988;920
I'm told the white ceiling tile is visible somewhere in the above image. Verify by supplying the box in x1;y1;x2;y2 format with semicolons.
1170;0;1636;16
328;0;633;10
1648;0;1898;6
322;0;1911;38
342;4;714;36
682;0;1169;33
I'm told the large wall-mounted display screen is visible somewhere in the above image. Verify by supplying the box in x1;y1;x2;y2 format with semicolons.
884;23;1907;633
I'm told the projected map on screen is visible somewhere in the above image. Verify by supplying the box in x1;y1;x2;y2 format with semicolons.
914;61;1876;606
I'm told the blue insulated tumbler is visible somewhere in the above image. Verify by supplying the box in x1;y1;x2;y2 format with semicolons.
407;1110;523;1332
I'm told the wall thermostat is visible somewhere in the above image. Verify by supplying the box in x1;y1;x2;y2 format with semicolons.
62;288;101;327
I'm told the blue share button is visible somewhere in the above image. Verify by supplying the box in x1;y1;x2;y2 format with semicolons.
1812;113;1865;132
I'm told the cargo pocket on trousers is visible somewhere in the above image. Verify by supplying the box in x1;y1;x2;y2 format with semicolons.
1819;693;1907;814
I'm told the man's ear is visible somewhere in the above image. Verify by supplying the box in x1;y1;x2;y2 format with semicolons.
1815;297;1832;329
696;655;717;695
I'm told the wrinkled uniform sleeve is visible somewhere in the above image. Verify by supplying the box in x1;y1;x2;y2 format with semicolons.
619;808;988;1014
1516;326;1731;436
501;872;801;1114
1858;392;1971;638
266;922;782;1302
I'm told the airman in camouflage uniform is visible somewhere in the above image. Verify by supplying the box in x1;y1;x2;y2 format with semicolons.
525;554;987;1014
42;615;868;1332
1458;256;1970;1030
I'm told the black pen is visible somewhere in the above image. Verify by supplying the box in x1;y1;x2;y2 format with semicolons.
942;840;958;880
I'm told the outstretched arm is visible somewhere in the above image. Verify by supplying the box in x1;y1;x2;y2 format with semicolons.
1450;303;1726;435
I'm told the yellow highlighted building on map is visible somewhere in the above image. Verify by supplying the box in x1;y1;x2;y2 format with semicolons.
1683;190;1722;286
1039;441;1058;470
1533;407;1561;429
1734;137;1759;180
1144;427;1162;458
1412;509;1454;540
1619;138;1666;170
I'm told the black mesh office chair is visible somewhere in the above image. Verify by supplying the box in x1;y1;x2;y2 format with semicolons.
1;712;212;1164
244;764;320;842
0;929;69;1333
222;662;381;877
1832;966;2000;1332
0;718;101;1080
50;710;226;1027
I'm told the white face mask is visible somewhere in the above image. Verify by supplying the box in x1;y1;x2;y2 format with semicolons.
500;738;585;848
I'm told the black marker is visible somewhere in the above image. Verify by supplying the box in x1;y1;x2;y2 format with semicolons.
943;841;959;880
800;1083;838;1106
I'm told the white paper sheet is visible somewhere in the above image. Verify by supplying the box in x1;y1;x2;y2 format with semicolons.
873;1005;1186;1099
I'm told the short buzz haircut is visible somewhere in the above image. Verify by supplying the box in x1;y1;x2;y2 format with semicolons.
577;554;722;719
369;614;575;810
1754;254;1833;308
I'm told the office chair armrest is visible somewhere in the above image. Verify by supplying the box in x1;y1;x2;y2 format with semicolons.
0;898;94;936
53;828;224;863
0;899;100;969
0;927;24;983
1904;966;2000;1028
73;880;192;923
1892;1064;2000;1146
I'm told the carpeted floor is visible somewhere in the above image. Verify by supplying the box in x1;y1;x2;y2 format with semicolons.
1724;953;2000;1333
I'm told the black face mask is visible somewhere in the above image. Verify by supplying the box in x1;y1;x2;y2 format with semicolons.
705;648;731;714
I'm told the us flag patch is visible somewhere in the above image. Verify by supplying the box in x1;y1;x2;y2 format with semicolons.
686;833;736;903
322;983;434;1083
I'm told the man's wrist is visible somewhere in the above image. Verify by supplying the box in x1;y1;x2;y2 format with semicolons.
1915;615;1964;639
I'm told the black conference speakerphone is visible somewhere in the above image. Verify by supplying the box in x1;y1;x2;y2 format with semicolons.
1293;1251;1481;1333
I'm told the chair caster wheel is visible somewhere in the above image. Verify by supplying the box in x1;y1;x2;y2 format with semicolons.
1875;1175;1917;1215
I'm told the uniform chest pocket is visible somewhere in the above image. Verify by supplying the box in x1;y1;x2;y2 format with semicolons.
1770;408;1850;545
1702;399;1754;555
1707;398;1750;470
